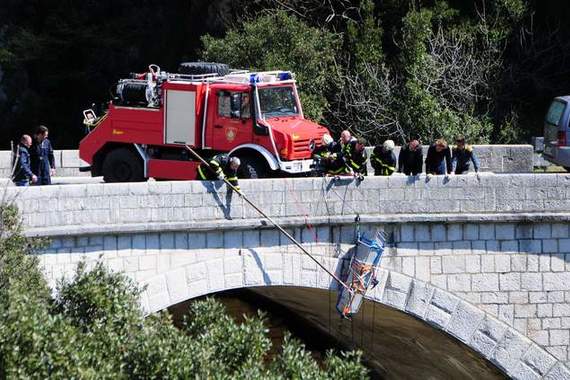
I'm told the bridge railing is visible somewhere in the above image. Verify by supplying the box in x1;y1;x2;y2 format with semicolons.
4;172;567;237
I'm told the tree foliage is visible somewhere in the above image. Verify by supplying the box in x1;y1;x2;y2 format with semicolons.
203;0;532;144
0;204;368;379
1;0;569;147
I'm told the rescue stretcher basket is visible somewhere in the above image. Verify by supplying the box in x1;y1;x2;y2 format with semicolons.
336;229;386;319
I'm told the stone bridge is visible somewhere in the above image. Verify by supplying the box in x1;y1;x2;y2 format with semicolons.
6;173;570;379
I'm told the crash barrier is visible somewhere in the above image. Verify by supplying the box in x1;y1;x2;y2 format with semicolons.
0;145;534;180
8;173;570;379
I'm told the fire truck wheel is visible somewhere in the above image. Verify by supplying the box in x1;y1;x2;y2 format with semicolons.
178;62;230;76
239;156;268;179
102;148;144;183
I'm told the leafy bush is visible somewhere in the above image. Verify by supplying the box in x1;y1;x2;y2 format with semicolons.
0;204;368;379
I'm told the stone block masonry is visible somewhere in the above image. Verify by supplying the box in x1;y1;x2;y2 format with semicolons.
5;173;570;236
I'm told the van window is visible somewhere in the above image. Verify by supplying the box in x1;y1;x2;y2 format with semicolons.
546;100;566;126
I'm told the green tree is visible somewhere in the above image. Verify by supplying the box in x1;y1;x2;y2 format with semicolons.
0;204;368;379
201;10;341;122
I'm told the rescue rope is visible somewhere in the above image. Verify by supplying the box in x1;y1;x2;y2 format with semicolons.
184;145;353;293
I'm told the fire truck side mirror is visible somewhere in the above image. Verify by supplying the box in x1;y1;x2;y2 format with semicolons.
83;109;97;123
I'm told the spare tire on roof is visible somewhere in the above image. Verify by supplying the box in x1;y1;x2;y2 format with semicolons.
178;62;230;76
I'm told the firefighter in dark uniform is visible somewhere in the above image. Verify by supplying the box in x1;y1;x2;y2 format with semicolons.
30;125;56;185
312;134;344;175
398;139;423;176
197;154;241;191
425;138;452;177
371;140;397;176
451;136;480;176
343;137;368;177
12;135;37;186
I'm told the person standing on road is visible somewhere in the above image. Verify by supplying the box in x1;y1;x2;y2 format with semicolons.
30;125;56;185
398;139;423;176
12;135;37;186
425;138;452;177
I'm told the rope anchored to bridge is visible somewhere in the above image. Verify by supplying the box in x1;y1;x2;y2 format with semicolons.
184;145;353;293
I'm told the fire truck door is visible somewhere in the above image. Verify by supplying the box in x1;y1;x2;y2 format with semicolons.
209;90;253;150
165;90;196;145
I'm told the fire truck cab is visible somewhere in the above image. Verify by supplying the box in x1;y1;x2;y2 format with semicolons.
79;63;328;182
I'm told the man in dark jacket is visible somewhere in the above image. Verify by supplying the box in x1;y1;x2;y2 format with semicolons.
12;135;37;186
197;153;241;191
451;136;480;175
371;140;397;176
425;139;452;176
30;125;56;185
398;139;423;176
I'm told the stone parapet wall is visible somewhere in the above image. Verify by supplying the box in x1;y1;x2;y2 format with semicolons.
0;149;89;178
6;173;570;236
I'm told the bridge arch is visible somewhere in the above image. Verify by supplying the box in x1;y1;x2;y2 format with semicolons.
140;251;564;379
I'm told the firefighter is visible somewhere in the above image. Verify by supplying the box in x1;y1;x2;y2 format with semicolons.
371;140;397;176
343;137;368;178
30;125;56;185
398;139;423;176
339;130;356;154
451;136;480;176
312;134;336;160
425;138;452;177
12;135;37;186
312;134;341;175
197;154;241;191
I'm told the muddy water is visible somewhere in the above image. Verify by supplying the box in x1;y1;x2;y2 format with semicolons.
169;287;506;379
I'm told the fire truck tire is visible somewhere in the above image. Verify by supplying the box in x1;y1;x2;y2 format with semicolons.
102;148;144;183
178;62;230;76
239;156;269;179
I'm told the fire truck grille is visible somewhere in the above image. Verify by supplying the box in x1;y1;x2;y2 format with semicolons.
293;139;311;153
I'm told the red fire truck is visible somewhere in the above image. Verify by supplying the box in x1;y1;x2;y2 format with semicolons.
79;63;329;182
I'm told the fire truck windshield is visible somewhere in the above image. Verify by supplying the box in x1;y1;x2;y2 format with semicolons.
258;86;299;118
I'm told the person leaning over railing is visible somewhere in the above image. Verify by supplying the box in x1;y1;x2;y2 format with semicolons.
371;140;396;176
451;136;480;179
342;137;368;178
398;139;423;176
425;138;452;179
